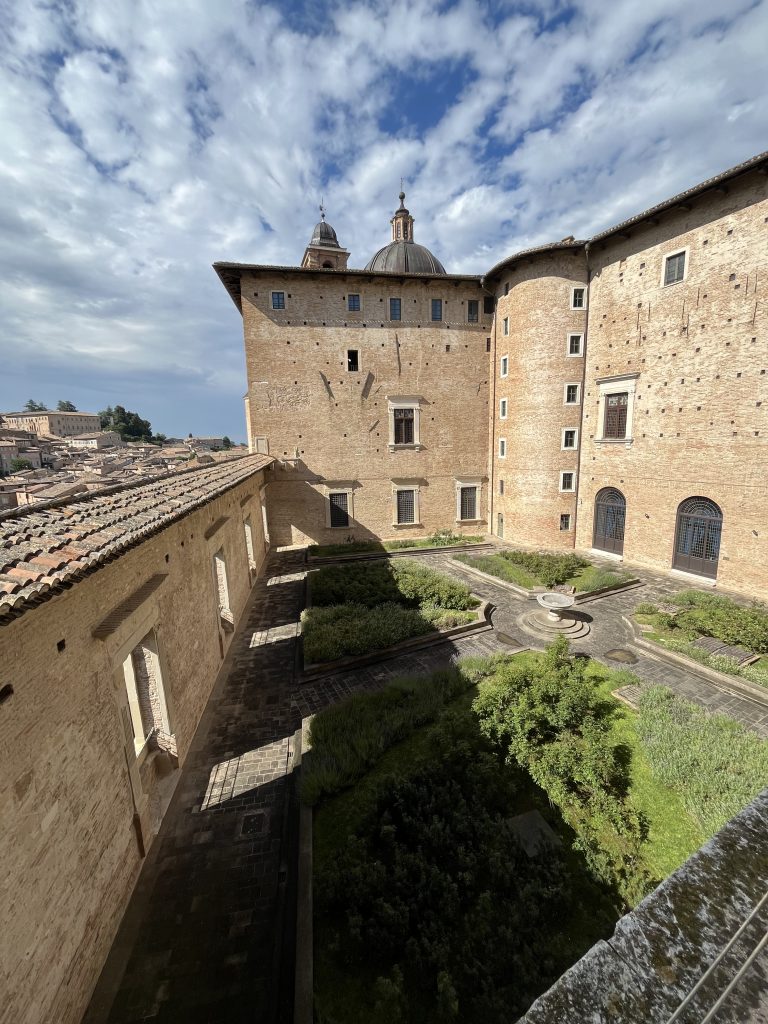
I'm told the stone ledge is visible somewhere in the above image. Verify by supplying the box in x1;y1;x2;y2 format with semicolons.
305;541;494;566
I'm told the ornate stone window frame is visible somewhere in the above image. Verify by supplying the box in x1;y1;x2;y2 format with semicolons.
323;482;355;529
595;372;639;446
387;395;423;450
391;480;421;527
455;477;483;523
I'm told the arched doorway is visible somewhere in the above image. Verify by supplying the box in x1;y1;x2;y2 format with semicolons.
593;487;626;555
673;497;723;578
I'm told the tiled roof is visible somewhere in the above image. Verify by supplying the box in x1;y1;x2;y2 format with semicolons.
0;453;272;622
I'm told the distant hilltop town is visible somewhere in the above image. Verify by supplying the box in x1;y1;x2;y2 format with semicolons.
0;404;241;511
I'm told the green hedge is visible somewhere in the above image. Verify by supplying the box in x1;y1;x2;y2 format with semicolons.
309;558;476;611
669;590;768;653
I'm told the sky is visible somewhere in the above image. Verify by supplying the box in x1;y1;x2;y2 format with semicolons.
1;0;766;440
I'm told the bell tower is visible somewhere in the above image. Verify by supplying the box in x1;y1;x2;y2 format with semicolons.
390;191;414;242
301;203;350;270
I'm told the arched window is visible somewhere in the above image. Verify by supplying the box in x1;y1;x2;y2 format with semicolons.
322;261;333;268
593;487;626;555
674;497;723;578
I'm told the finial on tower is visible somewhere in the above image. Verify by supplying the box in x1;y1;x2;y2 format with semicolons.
319;197;326;221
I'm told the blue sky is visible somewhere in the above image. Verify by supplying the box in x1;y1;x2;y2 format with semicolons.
1;0;766;440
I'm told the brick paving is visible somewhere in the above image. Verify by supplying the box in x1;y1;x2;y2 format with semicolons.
84;548;768;1024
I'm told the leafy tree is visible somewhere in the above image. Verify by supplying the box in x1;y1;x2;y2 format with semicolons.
99;405;153;442
222;435;232;448
10;458;33;472
56;400;77;411
23;399;47;412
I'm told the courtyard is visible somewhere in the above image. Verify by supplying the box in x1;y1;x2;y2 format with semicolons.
84;545;768;1023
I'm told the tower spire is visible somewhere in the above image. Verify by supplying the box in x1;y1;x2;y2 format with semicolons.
391;186;414;241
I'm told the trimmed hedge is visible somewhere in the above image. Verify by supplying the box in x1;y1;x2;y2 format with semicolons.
309;558;476;611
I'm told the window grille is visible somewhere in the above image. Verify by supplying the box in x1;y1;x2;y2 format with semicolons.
393;408;414;444
604;392;628;438
329;492;349;528
396;489;415;524
271;291;285;310
664;252;686;285
347;350;359;372
460;487;477;520
390;297;401;321
348;294;361;311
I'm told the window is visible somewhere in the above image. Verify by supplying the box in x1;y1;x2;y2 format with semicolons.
567;333;583;356
560;513;571;532
393;408;414;444
562;428;578;450
499;438;507;458
271;291;285;310
571;287;586;309
459;486;478;521
664;251;686;286
122;631;173;757
467;299;479;323
500;355;509;377
483;296;495;314
347;349;359;372
499;478;504;495
486;337;491;352
396;488;416;524
565;383;580;404
213;549;230;615
560;471;575;492
348;293;361;311
502;316;509;336
244;517;256;569
431;298;443;321
499;398;508;419
329;492;349;528
504;282;509;296
604;392;628;438
390;297;401;321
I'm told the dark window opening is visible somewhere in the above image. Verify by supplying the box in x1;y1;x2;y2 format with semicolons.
431;298;442;321
467;299;479;323
560;513;571;531
665;252;686;286
347;350;359;372
348;293;361;311
393;408;414;445
486;337;491;352
572;288;585;308
329;492;349;528
604;392;628;438
460;486;477;520
390;297;401;321
483;296;495;314
566;384;579;403
396;489;415;524
499;478;504;495
569;334;582;355
562;472;574;491
271;291;285;310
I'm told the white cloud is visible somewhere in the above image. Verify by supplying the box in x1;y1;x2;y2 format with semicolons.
0;0;766;436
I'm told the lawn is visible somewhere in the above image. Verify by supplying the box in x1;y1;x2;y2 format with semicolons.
302;559;479;664
307;530;485;559
454;548;631;593
633;591;768;689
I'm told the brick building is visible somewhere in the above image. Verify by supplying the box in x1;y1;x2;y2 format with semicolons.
217;152;767;599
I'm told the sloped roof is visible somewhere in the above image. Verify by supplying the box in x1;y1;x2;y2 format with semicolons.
0;454;271;621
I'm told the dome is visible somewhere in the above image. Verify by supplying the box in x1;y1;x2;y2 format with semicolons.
364;240;446;274
310;219;340;247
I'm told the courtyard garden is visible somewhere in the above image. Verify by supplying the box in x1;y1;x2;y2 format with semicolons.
301;558;480;665
633;590;768;688
307;528;485;560
307;639;768;1023
454;548;632;594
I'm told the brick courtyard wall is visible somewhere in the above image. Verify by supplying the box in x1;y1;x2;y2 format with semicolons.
487;248;588;550
576;170;768;599
0;473;267;1024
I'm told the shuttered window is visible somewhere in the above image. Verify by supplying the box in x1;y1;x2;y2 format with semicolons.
393;408;414;444
604;392;628;439
396;489;415;524
459;486;477;520
664;252;686;285
329;492;349;528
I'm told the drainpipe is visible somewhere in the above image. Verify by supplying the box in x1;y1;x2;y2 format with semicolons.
572;243;591;549
480;277;497;539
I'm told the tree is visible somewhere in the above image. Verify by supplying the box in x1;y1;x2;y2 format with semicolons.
11;458;33;472
23;400;47;412
222;436;232;448
99;405;153;442
57;400;77;412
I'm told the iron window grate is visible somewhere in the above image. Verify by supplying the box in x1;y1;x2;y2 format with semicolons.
397;490;415;524
329;492;349;528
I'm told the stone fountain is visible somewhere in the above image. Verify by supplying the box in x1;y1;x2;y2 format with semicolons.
518;590;591;640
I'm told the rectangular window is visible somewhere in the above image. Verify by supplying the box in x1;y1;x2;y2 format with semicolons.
459;486;477;521
347;349;359;372
329;492;350;528
664;251;686;286
499;398;508;419
483;296;495;314
502;316;509;336
568;334;583;356
499;478;504;495
504;282;509;296
560;471;575;492
500;355;509;377
571;287;585;309
486;337;491;352
562;428;578;449
565;383;580;404
271;291;285;310
396;489;415;524
431;298;443;321
560;513;571;532
467;299;479;323
348;293;361;311
604;392;629;438
214;550;230;612
499;438;507;458
244;517;256;568
393;408;415;445
389;297;401;321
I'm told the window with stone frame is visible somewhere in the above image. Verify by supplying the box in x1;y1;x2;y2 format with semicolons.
396;488;416;524
467;299;479;323
560;471;575;492
393;407;415;445
347;349;359;372
664;251;686;286
562;428;578;450
459;485;478;521
560;513;571;531
565;383;580;404
213;549;232;626
431;298;443;321
244;516;256;569
329;492;350;528
571;287;586;309
568;333;583;356
604;392;629;439
122;631;174;757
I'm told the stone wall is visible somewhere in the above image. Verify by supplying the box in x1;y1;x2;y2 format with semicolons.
0;473;267;1024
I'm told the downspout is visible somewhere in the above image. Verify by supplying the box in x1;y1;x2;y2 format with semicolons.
572;243;591;549
480;277;497;539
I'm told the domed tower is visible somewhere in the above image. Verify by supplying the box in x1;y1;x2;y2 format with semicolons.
301;204;349;270
364;191;446;274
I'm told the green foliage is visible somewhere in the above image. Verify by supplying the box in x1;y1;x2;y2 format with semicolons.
571;566;629;593
634;602;659;615
222;435;232;448
10;458;33;472
667;590;768;653
99;404;155;442
307;535;483;558
472;637;653;904
457;549;626;593
56;400;77;411
637;687;768;834
497;550;589;587
309;559;476;612
23;399;47;411
651;634;768;689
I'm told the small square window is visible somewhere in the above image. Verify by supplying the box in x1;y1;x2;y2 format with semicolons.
562;428;578;450
431;298;443;321
348;293;361;311
560;471;575;492
571;287;585;309
565;383;580;404
502;316;509;336
347;350;359;372
329;492;349;528
499;478;504;495
568;334;583;356
500;355;509;377
467;299;479;323
560;513;571;531
271;291;285;310
396;489;416;524
390;297;401;321
499;438;507;458
499;398;508;419
664;252;686;286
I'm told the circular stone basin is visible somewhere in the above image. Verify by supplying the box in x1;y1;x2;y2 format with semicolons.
536;592;576;622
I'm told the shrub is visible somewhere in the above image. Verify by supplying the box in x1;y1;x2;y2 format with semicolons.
308;559;475;612
668;591;768;653
634;602;659;615
575;568;628;593
498;550;589;587
302;602;438;665
637;687;768;834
